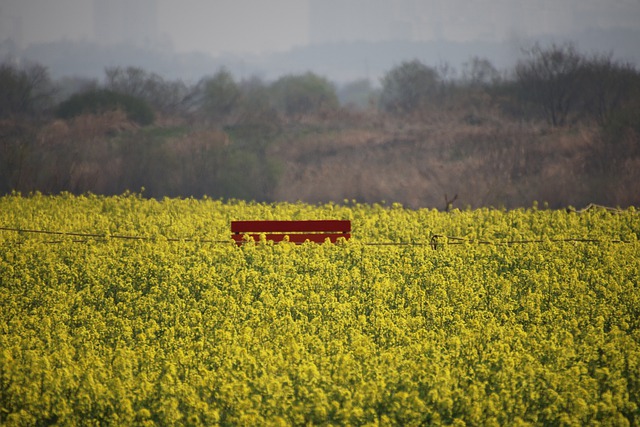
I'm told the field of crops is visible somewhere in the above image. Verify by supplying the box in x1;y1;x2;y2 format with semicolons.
1;193;639;426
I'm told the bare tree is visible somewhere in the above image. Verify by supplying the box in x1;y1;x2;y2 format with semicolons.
579;53;638;125
104;66;189;114
515;43;583;126
462;57;501;88
0;62;55;118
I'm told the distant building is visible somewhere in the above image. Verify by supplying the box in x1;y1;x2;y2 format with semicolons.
0;5;24;48
308;0;639;45
93;0;158;47
309;0;387;44
308;0;504;44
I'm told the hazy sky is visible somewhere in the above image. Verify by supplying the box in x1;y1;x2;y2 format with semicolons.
0;0;309;55
1;0;639;57
159;0;309;54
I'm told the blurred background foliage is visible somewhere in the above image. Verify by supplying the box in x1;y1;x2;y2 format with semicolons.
1;42;639;207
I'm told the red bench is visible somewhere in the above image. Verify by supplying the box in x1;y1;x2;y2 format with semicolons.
232;220;351;245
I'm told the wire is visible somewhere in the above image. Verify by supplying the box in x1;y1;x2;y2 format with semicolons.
0;226;231;244
426;234;634;250
0;226;636;249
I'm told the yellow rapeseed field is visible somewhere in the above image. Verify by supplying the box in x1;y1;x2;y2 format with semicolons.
1;193;638;425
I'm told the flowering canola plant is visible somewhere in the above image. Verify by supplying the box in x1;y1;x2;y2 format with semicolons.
1;194;639;425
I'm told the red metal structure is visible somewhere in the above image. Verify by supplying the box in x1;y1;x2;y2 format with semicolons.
232;220;351;245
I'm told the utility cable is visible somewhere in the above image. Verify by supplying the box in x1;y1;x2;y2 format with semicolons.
1;226;636;249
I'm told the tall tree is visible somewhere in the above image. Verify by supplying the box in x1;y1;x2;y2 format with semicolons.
579;54;638;125
0;62;55;118
515;43;583;126
269;72;338;119
462;57;500;88
104;66;188;114
198;68;241;124
379;60;440;115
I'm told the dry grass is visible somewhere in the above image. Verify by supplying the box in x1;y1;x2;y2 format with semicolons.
3;108;637;208
270;111;618;209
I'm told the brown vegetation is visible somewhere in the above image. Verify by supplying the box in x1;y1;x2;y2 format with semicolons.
2;106;637;209
1;44;639;208
268;110;637;209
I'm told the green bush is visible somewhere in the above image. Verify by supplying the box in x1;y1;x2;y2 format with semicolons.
380;60;441;115
270;72;339;118
56;89;155;125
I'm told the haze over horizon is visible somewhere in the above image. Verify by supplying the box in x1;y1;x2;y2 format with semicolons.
2;0;639;57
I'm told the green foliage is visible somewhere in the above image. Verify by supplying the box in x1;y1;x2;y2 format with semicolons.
0;120;37;194
235;77;281;130
198;68;241;123
270;72;339;118
55;89;155;125
380;60;440;114
1;195;639;425
218;123;282;201
338;78;379;110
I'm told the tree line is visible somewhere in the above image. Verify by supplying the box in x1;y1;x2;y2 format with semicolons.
1;42;639;203
2;42;639;128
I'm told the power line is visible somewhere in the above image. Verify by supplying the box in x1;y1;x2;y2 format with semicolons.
0;226;636;249
426;234;634;250
0;226;230;244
